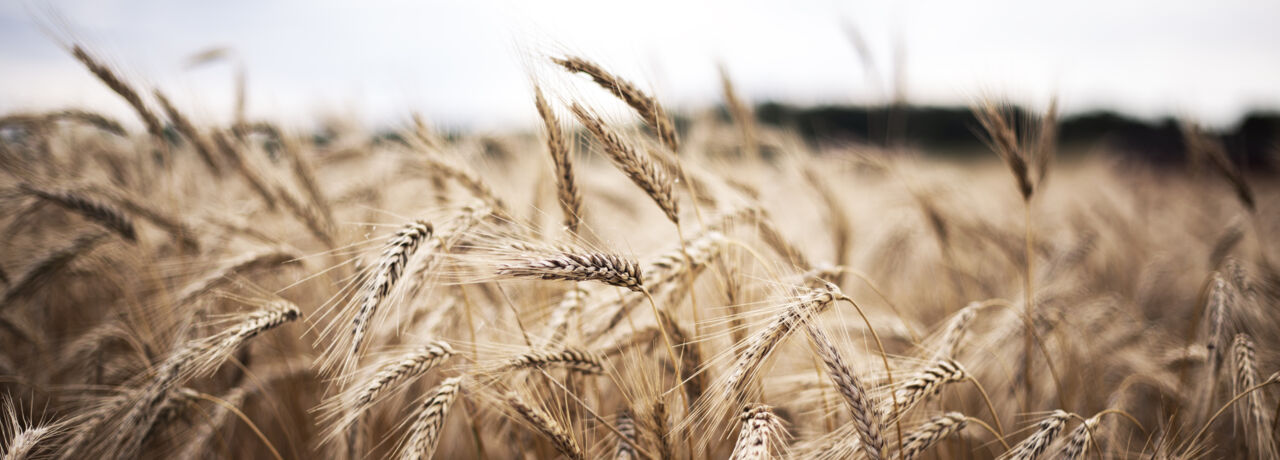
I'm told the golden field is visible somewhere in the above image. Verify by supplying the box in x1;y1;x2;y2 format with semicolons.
0;46;1277;460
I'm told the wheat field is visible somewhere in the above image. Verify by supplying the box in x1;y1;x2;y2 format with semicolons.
0;45;1277;460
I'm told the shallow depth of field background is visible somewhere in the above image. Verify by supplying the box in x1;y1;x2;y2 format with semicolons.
1;1;1278;459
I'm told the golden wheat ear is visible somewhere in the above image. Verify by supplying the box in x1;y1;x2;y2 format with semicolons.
895;413;968;460
533;85;583;235
1;395;61;460
153;89;223;175
1001;410;1070;460
70;45;165;143
804;322;885;460
730;403;787;460
505;392;587;460
570;102;679;224
333;220;434;375
552;56;678;153
17;183;137;242
397;376;464;460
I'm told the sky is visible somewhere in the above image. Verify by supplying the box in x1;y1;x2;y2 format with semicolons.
2;0;1279;131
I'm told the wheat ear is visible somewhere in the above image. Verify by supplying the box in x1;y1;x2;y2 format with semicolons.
1181;122;1255;212
211;130;279;210
348;220;433;364
882;359;969;422
153;89;222;175
70;45;165;143
47;109;127;136
534;85;582;233
398;376;463;460
1;231;108;308
723;283;840;407
613;411;638;460
553;56;678;152
719;65;759;157
897;412;968;460
644;399;675;460
973;99;1032;200
1058;414;1099;460
570;102;679;224
498;250;643;291
1204;272;1234;377
2;396;55;460
419;154;507;214
114;302;298;458
174;247;298;306
501;347;605;375
730;403;786;460
506;393;585;460
544;287;587;345
933;304;977;359
1001;410;1069;460
804;322;885;460
354;341;454;409
18;183;137;242
1231;333;1276;459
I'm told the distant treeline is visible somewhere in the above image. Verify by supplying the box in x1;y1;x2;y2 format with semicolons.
747;102;1280;170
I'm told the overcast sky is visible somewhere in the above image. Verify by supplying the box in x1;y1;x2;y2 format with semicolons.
2;0;1279;131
